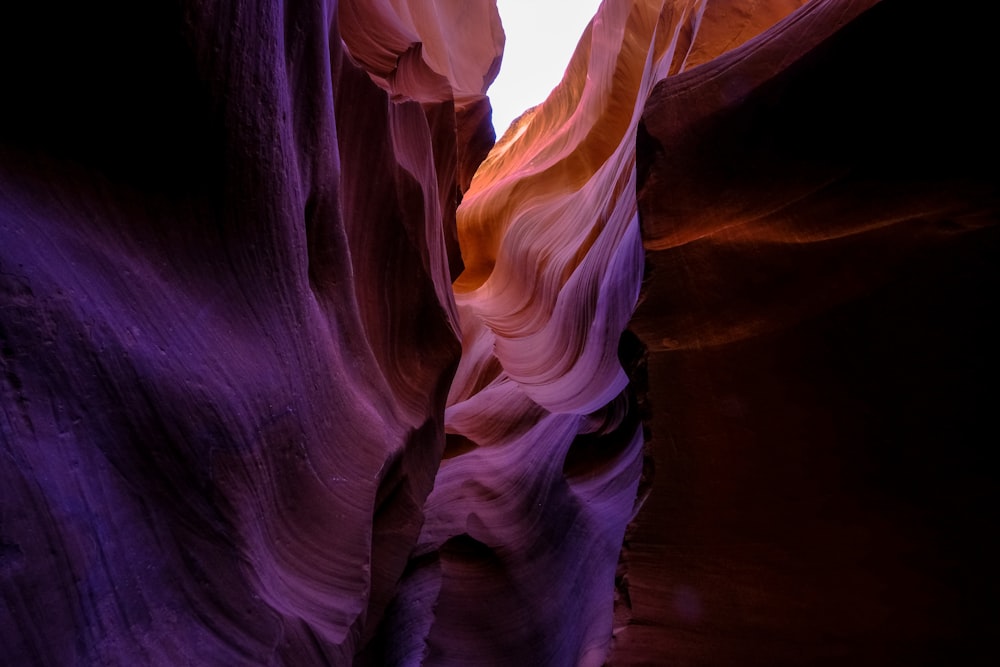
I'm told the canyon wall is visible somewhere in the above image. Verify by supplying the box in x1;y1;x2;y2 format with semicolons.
2;1;997;665
620;0;999;663
2;0;501;663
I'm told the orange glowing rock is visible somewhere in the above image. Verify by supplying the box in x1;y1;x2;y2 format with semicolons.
398;2;813;664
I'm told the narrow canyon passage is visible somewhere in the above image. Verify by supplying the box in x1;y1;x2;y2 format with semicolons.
1;1;997;666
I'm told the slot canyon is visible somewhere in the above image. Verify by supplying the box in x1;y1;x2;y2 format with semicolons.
1;0;997;665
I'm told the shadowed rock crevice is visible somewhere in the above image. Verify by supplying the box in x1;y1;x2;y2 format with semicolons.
619;0;1000;664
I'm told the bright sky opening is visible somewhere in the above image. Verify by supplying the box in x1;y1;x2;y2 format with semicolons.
490;0;604;137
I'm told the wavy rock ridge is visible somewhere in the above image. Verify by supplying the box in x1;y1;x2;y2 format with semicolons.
2;1;997;666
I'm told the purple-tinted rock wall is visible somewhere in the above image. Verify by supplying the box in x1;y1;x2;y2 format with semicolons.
2;1;998;665
2;1;499;663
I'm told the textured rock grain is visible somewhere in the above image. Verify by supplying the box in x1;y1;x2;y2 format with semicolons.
2;1;997;665
1;1;499;663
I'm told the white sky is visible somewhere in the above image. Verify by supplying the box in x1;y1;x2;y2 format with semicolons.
490;0;604;137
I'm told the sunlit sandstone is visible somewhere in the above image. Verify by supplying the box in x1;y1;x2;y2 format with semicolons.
2;1;996;666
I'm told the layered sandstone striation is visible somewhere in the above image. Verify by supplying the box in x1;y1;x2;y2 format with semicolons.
2;1;997;666
2;0;500;663
429;1;808;663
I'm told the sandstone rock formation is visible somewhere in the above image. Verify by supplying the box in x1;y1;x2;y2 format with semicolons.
2;1;997;666
2;1;501;663
621;0;999;664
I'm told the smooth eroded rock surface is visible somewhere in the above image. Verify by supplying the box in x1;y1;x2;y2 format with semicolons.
619;0;999;664
2;1;997;665
2;1;499;664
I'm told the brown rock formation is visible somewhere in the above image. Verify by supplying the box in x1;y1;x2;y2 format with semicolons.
2;0;996;665
619;0;1000;664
